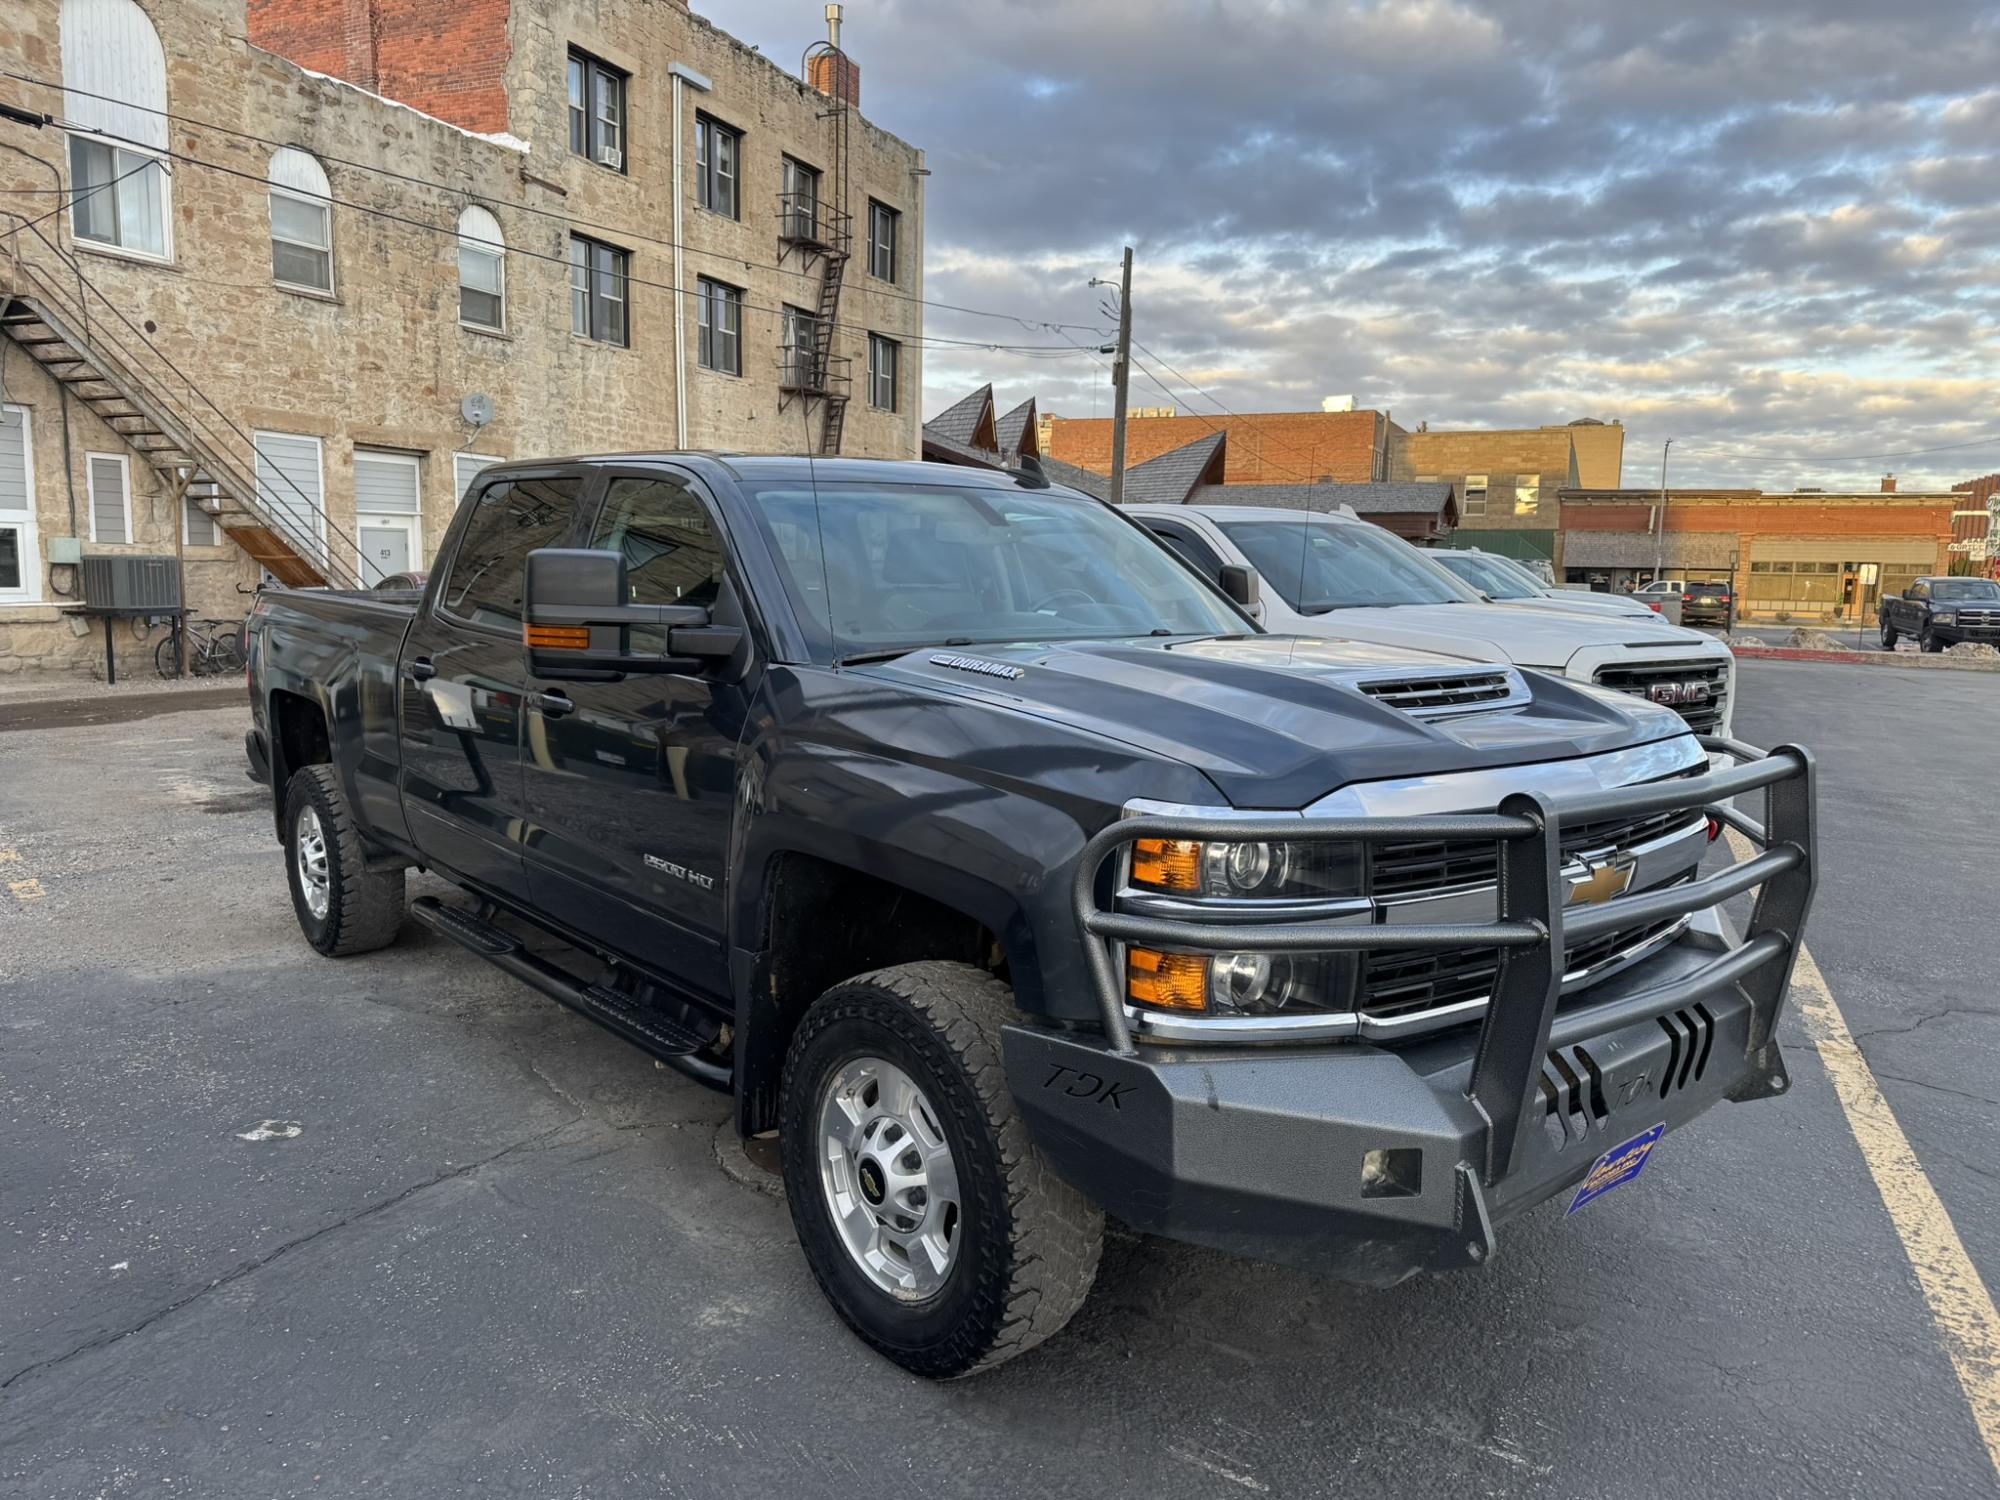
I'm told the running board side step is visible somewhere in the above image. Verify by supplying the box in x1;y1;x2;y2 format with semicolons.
410;896;732;1092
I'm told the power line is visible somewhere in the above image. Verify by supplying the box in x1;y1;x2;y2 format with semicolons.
0;153;159;243
2;122;1099;357
0;69;1109;336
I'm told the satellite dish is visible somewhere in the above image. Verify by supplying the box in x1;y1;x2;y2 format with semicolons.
461;392;495;426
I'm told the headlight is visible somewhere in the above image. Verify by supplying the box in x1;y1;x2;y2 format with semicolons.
1131;837;1361;899
1127;947;1353;1016
1935;611;1958;625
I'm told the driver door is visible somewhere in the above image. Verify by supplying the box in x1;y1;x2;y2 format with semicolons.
520;469;747;992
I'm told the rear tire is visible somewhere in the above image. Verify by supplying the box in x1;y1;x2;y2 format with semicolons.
282;766;405;956
1879;619;1898;650
779;961;1103;1378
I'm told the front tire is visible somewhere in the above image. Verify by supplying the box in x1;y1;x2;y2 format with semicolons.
1921;626;1944;653
780;961;1103;1378
283;766;406;956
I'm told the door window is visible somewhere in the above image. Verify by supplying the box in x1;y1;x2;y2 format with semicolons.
439;474;585;630
589;476;723;650
1143;519;1225;585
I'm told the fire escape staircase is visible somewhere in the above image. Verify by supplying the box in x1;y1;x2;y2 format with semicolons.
0;235;362;589
776;63;855;458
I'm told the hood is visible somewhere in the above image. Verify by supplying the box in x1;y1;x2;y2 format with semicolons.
852;634;1690;810
1281;601;1719;670
1505;595;1674;624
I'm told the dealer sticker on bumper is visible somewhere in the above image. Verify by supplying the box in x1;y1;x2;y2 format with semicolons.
1567;1122;1667;1215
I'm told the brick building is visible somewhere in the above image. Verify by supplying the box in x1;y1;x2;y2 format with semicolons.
1392;421;1624;566
1559;481;1957;621
1043;407;1401;486
0;0;925;674
1951;473;1999;575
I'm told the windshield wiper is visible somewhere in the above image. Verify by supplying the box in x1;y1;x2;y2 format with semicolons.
835;638;976;668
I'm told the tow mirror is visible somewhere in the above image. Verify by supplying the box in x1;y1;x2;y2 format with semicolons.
522;548;741;679
1219;563;1261;610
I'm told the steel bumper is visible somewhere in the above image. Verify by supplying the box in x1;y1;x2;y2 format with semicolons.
1006;735;1816;1284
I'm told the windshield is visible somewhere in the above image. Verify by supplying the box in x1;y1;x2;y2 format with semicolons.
1933;579;2000;601
1219;519;1480;612
1434;551;1541;600
741;480;1247;658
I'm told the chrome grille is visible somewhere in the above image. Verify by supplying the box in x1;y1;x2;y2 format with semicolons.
1593;658;1729;733
1354;669;1520;717
1956;608;2000;631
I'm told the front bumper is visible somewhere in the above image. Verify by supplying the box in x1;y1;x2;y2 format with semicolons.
1010;736;1815;1283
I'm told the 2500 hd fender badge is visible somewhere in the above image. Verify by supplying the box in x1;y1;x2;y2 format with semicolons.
644;854;716;891
1042;1063;1132;1110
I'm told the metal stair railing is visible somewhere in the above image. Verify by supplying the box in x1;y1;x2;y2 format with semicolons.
1;214;366;589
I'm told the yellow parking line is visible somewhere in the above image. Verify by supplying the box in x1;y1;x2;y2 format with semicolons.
1734;833;2000;1479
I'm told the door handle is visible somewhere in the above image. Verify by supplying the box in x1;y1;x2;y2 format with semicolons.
534;690;575;719
407;658;437;682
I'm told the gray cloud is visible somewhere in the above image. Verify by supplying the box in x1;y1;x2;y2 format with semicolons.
713;0;2000;488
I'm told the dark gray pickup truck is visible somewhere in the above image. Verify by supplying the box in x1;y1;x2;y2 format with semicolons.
246;452;1818;1377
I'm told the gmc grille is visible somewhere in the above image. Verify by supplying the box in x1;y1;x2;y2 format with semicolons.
1593;659;1729;733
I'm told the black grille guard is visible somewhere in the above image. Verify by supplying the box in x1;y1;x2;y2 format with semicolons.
1071;736;1817;1186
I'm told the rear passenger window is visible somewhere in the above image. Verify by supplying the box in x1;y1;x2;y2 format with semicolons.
589;477;723;611
439;475;584;630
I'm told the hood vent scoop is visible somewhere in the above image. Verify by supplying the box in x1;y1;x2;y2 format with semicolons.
1352;668;1526;719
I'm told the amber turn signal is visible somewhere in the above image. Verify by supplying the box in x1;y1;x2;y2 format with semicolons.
1132;838;1202;892
1126;947;1209;1011
525;624;591;650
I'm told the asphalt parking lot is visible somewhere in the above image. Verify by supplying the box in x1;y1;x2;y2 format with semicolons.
2;660;1996;1498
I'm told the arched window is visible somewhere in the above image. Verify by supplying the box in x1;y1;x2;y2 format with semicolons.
60;0;170;258
457;206;505;332
268;148;333;294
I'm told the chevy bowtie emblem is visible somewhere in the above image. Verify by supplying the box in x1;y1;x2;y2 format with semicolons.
1567;853;1636;906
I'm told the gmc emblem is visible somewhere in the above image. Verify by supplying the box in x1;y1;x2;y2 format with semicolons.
1647;680;1711;707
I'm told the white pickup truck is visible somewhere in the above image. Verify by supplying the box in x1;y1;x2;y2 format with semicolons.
1130;502;1737;737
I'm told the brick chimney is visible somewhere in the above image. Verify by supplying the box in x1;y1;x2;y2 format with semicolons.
1881;473;1897;493
808;4;860;106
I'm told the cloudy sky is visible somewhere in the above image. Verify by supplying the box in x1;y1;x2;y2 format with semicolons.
718;0;2000;490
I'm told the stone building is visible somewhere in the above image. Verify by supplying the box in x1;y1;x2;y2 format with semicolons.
0;0;925;674
1559;480;1958;621
1951;473;1998;574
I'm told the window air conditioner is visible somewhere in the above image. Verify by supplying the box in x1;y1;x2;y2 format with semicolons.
596;145;623;170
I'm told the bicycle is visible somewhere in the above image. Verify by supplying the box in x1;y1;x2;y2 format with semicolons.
156;617;247;679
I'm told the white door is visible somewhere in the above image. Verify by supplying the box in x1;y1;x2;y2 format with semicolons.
359;522;413;583
0;405;40;604
354;449;423;585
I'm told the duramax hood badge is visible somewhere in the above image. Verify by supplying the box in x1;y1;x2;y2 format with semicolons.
930;652;1024;681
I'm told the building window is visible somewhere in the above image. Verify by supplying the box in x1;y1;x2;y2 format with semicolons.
455;453;502;503
780;155;820;241
253;431;327;565
568;234;629;347
780;304;819;387
696;114;741;219
86;452;132;544
268;147;333;294
1;405;41;603
61;0;171;261
868;334;899;412
1514;479;1540;517
456;206;505;331
567;50;626;170
697;278;742;375
1462;474;1488;518
867;200;899;282
183;491;219;547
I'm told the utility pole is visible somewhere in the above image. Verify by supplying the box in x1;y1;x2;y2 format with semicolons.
1653;438;1673;583
1094;248;1134;506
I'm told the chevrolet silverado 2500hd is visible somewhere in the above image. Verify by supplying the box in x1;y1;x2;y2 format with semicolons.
246;454;1817;1378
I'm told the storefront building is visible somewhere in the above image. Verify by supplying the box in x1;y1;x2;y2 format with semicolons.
1558;483;1956;622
